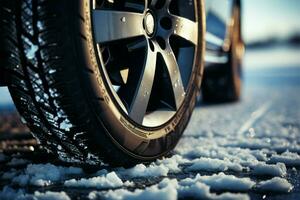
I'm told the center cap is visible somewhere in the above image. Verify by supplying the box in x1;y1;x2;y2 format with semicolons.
144;12;155;36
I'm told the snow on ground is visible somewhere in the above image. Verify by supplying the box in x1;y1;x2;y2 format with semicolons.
269;151;300;166
117;163;169;178
0;186;71;200
0;67;300;199
65;172;132;189
7;158;29;166
186;157;243;172
180;173;255;192
0;153;6;162
88;178;250;200
11;163;83;186
257;177;294;193
251;162;287;177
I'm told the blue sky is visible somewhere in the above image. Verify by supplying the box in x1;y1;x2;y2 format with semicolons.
242;0;300;43
0;87;12;105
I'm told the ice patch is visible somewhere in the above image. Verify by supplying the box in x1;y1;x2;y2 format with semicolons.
12;163;83;186
65;172;129;189
257;177;293;193
187;157;243;172
251;162;287;177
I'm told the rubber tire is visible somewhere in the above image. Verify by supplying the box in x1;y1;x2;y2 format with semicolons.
0;0;18;86
201;5;243;103
7;0;205;166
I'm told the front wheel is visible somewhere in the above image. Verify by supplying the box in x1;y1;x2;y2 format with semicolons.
8;0;205;166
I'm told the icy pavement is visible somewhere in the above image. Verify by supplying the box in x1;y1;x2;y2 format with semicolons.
0;67;300;200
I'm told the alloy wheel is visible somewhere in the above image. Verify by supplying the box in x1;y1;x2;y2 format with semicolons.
92;0;199;127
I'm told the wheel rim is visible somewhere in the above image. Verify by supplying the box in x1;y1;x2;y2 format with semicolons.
91;0;199;127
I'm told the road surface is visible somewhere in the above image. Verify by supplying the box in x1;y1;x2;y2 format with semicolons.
0;49;300;200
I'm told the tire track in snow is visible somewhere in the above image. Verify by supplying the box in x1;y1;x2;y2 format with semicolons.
237;102;273;135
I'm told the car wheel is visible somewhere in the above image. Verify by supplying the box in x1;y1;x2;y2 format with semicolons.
202;4;244;103
7;0;205;166
0;0;18;86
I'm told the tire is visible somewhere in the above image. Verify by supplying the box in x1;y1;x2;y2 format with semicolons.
0;0;18;86
7;0;205;166
202;4;244;103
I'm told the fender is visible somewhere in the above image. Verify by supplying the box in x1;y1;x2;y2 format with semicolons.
205;0;242;64
205;0;234;47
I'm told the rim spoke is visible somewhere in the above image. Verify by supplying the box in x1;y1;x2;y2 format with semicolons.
161;45;185;110
93;10;144;43
129;43;157;124
172;15;198;45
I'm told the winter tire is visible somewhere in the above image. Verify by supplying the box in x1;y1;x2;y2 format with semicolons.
6;0;205;166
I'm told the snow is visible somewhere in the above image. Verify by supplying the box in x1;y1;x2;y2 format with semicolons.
155;155;188;173
176;144;266;168
180;173;255;192
0;187;26;200
88;178;250;200
0;186;71;200
0;153;7;162
89;179;177;200
65;172;128;189
269;151;300;166
257;177;293;193
251;162;287;177
178;181;249;200
118;163;169;178
1;171;17;179
32;191;71;200
12;163;83;186
187;157;243;172
7;158;29;166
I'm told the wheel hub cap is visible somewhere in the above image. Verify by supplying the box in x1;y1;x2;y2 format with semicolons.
144;11;155;36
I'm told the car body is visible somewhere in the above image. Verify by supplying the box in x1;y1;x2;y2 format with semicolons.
205;0;242;65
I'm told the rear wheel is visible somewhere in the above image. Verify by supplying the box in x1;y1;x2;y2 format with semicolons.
202;4;244;103
7;0;205;166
